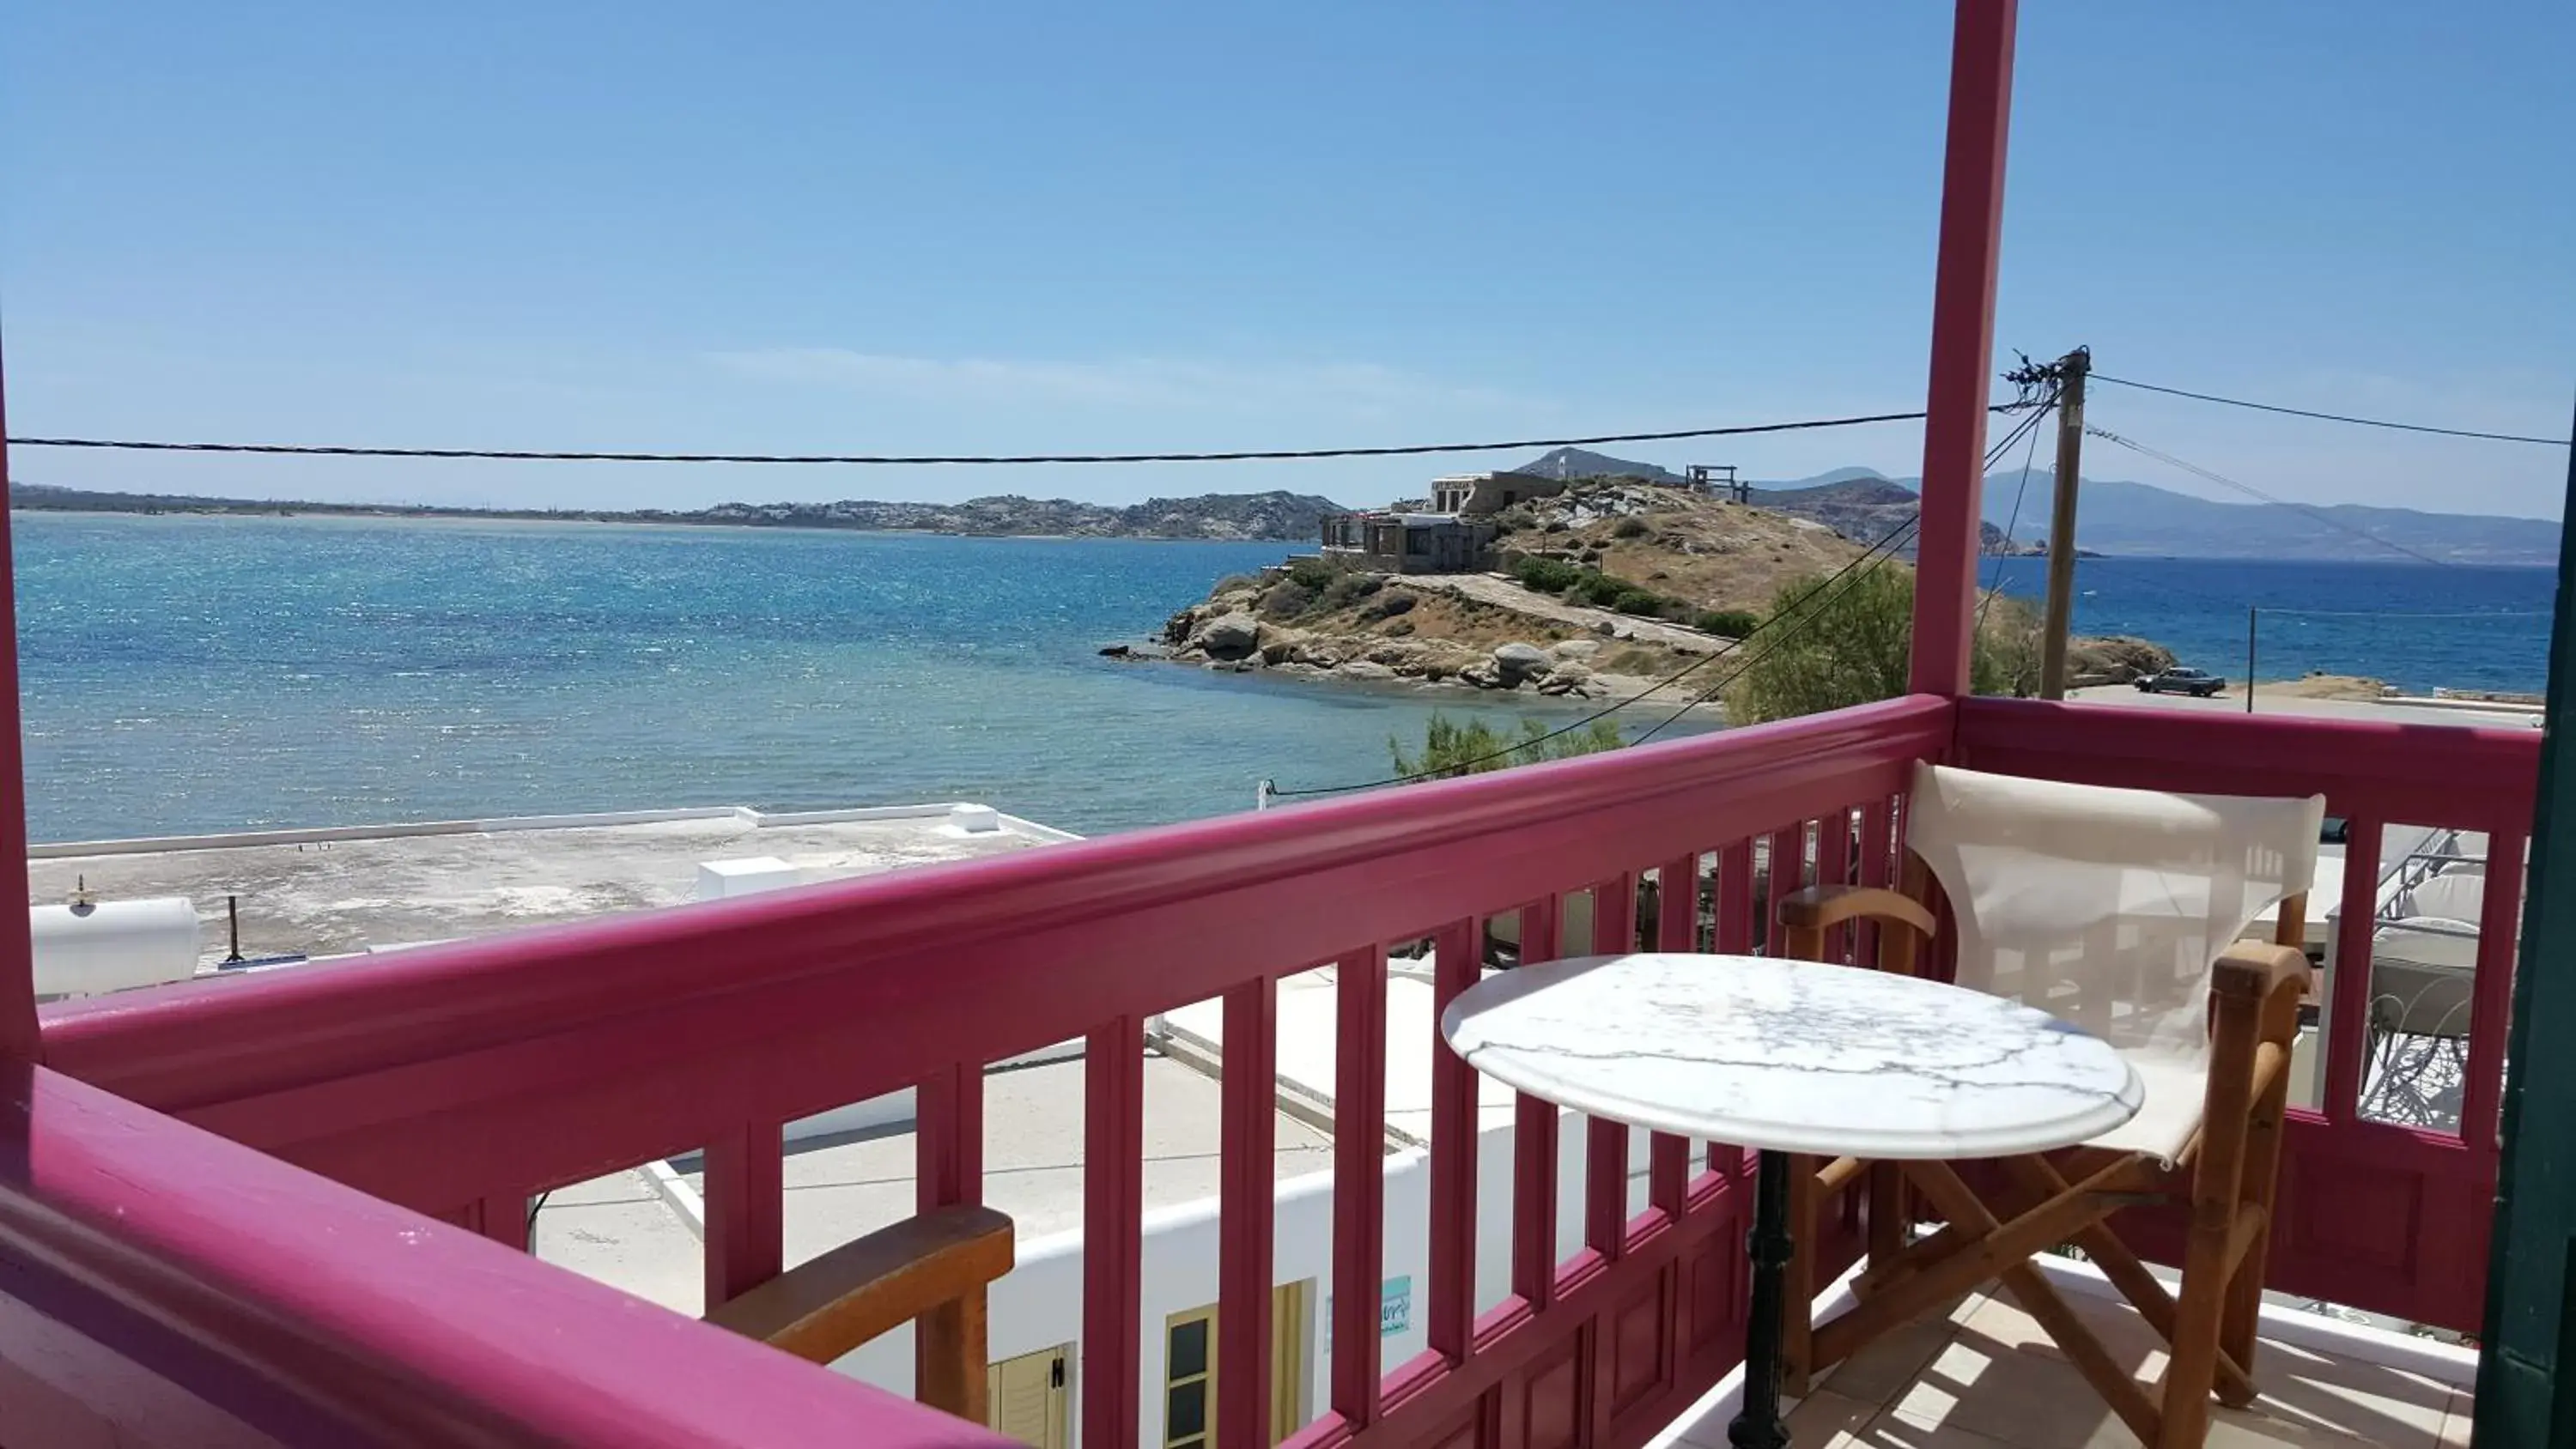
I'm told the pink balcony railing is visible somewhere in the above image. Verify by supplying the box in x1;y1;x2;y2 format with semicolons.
0;691;2537;1446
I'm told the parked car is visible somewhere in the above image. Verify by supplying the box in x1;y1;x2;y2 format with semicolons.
2135;667;2226;698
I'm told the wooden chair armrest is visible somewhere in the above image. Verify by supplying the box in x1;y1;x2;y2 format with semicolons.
1776;884;1937;940
706;1203;1014;1365
2210;940;2311;1002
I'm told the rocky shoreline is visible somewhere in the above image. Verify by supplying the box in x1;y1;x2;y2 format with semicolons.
1139;564;2178;712
1144;567;1739;706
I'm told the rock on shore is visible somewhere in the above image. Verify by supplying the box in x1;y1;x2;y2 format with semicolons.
1160;575;1624;699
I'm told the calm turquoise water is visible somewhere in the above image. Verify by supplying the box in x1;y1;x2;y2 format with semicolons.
9;513;2555;843
11;513;1696;841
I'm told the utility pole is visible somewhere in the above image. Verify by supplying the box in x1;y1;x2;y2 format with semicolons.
2245;609;2258;715
2038;346;2090;699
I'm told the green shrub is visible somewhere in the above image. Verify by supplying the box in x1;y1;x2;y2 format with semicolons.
1285;557;1337;590
1695;609;1760;639
1612;516;1652;539
1320;572;1382;609
1389;712;1625;782
1724;566;2023;724
1611;587;1666;617
1571;574;1626;609
1258;581;1316;618
1512;555;1584;593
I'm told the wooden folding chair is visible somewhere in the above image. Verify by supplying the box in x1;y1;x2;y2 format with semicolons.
707;1203;1015;1424
1772;762;2320;1449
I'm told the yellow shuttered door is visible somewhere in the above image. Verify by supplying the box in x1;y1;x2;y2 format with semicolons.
1269;1282;1307;1445
986;1343;1070;1449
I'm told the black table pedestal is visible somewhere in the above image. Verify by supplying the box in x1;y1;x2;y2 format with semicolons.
1728;1149;1794;1449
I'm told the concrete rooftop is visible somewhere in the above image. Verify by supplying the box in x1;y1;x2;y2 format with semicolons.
537;1051;1339;1319
27;803;1067;965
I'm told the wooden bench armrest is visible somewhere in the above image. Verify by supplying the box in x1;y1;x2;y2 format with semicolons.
706;1203;1014;1366
1775;884;1938;940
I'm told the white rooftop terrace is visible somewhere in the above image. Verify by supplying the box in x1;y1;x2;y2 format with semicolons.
24;802;1070;967
535;1049;1342;1319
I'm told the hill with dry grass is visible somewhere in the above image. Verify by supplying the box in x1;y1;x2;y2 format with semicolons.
1150;480;2171;706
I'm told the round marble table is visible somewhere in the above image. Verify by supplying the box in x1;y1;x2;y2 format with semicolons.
1440;953;2141;1449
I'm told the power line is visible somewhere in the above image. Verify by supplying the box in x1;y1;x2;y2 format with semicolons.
2084;425;2457;569
1629;520;1923;747
1977;396;2055;627
2090;373;2571;448
3;409;1971;468
1267;404;2058;797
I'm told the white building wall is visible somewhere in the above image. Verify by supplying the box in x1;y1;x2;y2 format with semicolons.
829;1108;1656;1448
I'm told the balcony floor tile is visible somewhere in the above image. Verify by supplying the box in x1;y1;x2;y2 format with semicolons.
1653;1278;2475;1449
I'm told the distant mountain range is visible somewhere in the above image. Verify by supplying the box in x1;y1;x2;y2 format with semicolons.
1509;452;2558;565
7;482;1346;543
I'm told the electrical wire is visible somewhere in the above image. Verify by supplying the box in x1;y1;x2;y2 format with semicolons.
2088;374;2571;448
2084;425;2457;568
1626;519;1922;747
2;408;1991;468
1265;404;2058;797
1976;395;2054;628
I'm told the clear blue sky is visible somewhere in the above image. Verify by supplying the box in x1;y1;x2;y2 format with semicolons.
3;2;2569;517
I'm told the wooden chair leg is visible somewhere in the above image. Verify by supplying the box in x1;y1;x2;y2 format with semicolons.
1905;1161;2164;1446
918;1289;989;1423
2217;997;2303;1406
1993;1155;2260;1405
1783;1151;1818;1394
1867;1161;1905;1273
2160;988;2265;1447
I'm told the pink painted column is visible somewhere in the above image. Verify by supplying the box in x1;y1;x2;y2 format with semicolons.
0;332;33;1061
1906;0;2020;700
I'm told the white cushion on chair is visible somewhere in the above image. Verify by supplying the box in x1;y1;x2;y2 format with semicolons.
1905;763;2324;1163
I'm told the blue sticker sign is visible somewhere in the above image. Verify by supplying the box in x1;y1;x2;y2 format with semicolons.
1324;1276;1415;1346
1379;1276;1412;1337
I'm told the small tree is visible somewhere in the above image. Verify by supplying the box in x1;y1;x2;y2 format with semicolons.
1389;712;1625;782
1723;564;2026;724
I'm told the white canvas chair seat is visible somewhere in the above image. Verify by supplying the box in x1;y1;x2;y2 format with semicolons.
1773;761;2324;1449
1907;764;2324;1162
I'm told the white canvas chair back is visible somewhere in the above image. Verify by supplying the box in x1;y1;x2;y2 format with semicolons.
1905;762;2324;1161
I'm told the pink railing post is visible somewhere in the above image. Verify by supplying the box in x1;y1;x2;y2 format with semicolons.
1217;978;1278;1449
704;1118;785;1311
2464;831;2528;1146
1084;1016;1145;1449
1907;0;2021;700
1329;946;1390;1428
916;1058;986;1410
1425;917;1482;1363
0;332;34;1062
1509;898;1561;1307
2322;819;2385;1122
1648;857;1698;1216
1583;874;1635;1258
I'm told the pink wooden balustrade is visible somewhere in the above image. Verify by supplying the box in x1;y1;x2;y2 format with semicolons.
23;694;1948;1449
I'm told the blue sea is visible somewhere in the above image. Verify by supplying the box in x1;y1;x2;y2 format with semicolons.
1977;555;2555;695
8;512;2556;842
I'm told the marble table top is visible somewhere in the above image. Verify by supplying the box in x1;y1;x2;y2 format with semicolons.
1440;953;2142;1160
